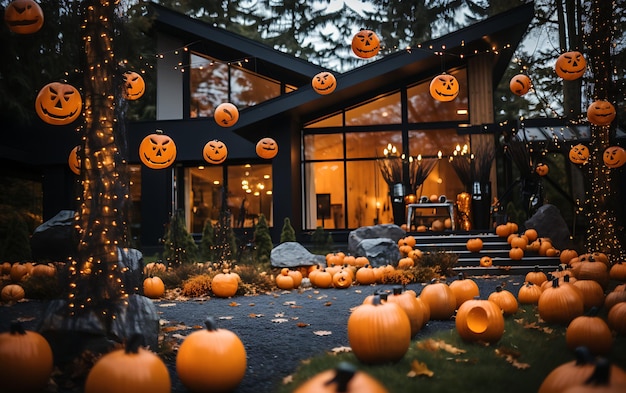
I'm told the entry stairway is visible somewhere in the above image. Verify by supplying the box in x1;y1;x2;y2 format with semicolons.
407;231;562;276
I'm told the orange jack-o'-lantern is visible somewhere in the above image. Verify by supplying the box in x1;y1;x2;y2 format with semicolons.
123;71;145;101
603;146;626;169
139;130;177;169
569;143;590;165
203;139;228;164
68;145;81;175
256;137;278;159
4;0;44;34
509;74;531;96
214;102;239;127
351;29;380;59
555;51;586;80
587;100;616;126
429;73;459;102
535;163;549;177
312;72;337;95
35;82;82;125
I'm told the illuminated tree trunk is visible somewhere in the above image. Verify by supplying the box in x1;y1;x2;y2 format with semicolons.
583;0;624;259
67;0;132;317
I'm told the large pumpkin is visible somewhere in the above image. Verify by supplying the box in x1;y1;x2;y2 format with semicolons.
429;73;459;102
1;284;26;302
0;321;54;393
139;130;177;169
569;144;590;165
176;317;247;393
203;139;228;164
555;51;587;80
211;271;239;298
565;311;613;355
85;334;170;393
587;100;616;126
256;137;278;159
449;274;480;309
602;146;626;169
351;29;380;59
455;298;505;343
294;362;389;393
35;82;83;125
419;280;456;320
4;0;44;34
538;279;584;324
387;286;425;337
123;71;145;100
509;74;532;96
488;286;518;315
312;71;337;95
214;102;239;127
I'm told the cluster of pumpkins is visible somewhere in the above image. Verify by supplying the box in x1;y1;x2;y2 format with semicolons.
0;261;58;303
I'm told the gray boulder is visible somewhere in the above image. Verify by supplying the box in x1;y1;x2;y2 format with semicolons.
347;224;405;254
30;210;78;261
271;242;326;268
354;238;401;267
525;204;572;250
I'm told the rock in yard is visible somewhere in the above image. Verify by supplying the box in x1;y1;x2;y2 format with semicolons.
271;242;326;268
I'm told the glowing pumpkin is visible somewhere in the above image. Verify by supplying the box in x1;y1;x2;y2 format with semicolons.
429;73;459;102
68;145;81;175
123;71;145;101
603;146;626;169
312;71;337;95
509;74;531;96
569;144;590;165
256;137;278;159
4;0;44;34
214;102;239;127
587;100;616;126
139;130;177;169
203;139;228;164
555;51;586;80
351;29;380;59
35;82;83;125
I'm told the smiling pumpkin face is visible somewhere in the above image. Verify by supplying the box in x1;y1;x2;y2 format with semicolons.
509;74;532;96
312;72;337;95
256;137;278;159
214;102;239;127
587;100;616;126
429;73;459;102
569;143;590;165
603;146;626;169
123;71;145;101
203;139;228;164
35;82;83;125
4;0;44;34
139;131;177;169
555;51;586;80
351;29;380;59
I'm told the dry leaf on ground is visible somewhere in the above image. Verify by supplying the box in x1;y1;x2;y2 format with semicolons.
495;347;531;369
417;338;466;354
271;318;289;323
313;330;332;336
249;313;264;318
229;301;240;307
407;360;434;377
330;346;352;355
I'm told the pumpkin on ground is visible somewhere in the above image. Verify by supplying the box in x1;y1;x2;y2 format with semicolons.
565;309;613;356
211;271;239;298
332;270;353;289
143;276;165;299
419;280;456;320
538;279;584;325
0;321;54;393
517;281;543;304
609;261;626;281
176;317;246;393
1;284;26;302
449;274;480;309
275;268;295;290
355;265;376;285
607;302;626;335
455;298;505;343
488;286;518;315
294;362;389;393
347;295;411;364
465;237;483;252
559;358;626;393
525;266;548;286
85;334;170;393
387;286;425;337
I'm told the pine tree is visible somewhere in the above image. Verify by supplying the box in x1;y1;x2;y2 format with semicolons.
280;217;296;243
253;214;273;264
162;210;198;267
198;219;215;261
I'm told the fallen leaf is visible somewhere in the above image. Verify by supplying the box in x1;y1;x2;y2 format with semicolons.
161;324;191;333
296;322;310;328
271;318;289;323
158;303;177;307
218;316;233;320
313;330;332;336
407;360;434;377
495;347;531;369
229;301;240;307
324;302;333;307
330;346;352;355
274;312;285;317
283;301;296;306
282;375;294;385
16;316;36;323
417;339;466;354
249;313;264;318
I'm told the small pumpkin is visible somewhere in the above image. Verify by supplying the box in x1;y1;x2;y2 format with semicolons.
213;102;239;127
555;51;587;80
397;257;414;270
4;0;44;34
351;29;380;59
479;256;493;267
602;146;626;169
255;137;278;159
9;263;28;282
1;284;25;302
488;286;518;315
509;246;524;260
288;269;303;288
525;266;547;286
587;100;616;127
535;163;549;176
31;263;56;277
176;317;247;393
332;269;353;289
139;130;177;169
517;281;543;305
419;279;457;320
509;73;531;96
429;73;459;102
355;265;376;285
312;269;333;288
211;271;240;298
203;139;228;164
35;82;83;125
510;234;529;249
561;249;579;265
466;238;483;252
565;308;613;355
449;273;480;309
312;71;337;95
294;362;389;393
569;144;590;165
123;70;146;100
609;261;626;281
68;145;81;175
143;276;165;299
455;298;505;343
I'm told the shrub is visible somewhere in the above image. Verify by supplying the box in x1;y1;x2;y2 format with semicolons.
280;217;296;243
198;220;215;262
162;210;198;267
180;274;213;297
419;250;459;276
254;214;273;264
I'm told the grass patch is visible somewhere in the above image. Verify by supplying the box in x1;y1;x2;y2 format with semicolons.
277;305;626;393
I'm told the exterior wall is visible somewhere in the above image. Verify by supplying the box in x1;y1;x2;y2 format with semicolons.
156;32;184;120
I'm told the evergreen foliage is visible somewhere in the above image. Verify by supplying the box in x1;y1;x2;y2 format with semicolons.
198;219;215;261
311;226;332;254
0;205;32;261
213;209;236;269
253;214;273;264
162;210;198;267
280;217;296;243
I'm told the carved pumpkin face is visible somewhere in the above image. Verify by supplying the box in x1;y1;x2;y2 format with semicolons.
123;71;145;101
351;29;380;59
256;137;278;159
603;146;626;169
429;73;459;102
139;131;177;169
587;100;616;126
35;82;82;125
555;51;586;80
203;139;228;164
569;143;590;165
68;145;81;175
535;163;549;177
509;74;531;96
214;102;239;127
4;0;44;34
311;72;337;95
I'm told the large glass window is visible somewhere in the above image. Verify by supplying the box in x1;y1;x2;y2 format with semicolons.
303;161;345;229
346;92;401;126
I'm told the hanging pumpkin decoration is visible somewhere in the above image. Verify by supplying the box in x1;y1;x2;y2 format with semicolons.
351;29;380;59
455;298;505;343
602;146;626;169
569;144;590;165
312;71;337;95
587;100;616;126
256;137;278;159
35;82;83;125
211;271;240;298
536;163;549;176
122;70;145;101
509;74;532;96
488;286;518;315
85;334;170;393
176;317;247;393
293;362;389;393
68;145;81;175
429;73;459;102
0;321;53;393
139;130;177;169
4;0;44;34
555;51;587;80
202;139;228;164
565;309;613;355
419;279;457;320
143;276;165;299
214;102;239;127
347;295;411;364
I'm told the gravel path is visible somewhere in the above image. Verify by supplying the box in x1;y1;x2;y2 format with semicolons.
1;275;524;392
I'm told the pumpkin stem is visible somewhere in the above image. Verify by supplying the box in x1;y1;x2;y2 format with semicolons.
573;346;594;366
563;274;571;283
392;286;403;295
495;285;503;292
9;321;26;335
551;278;559;288
584;357;611;386
586;306;600;317
324;362;357;392
372;295;382;306
125;333;144;354
204;316;219;331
